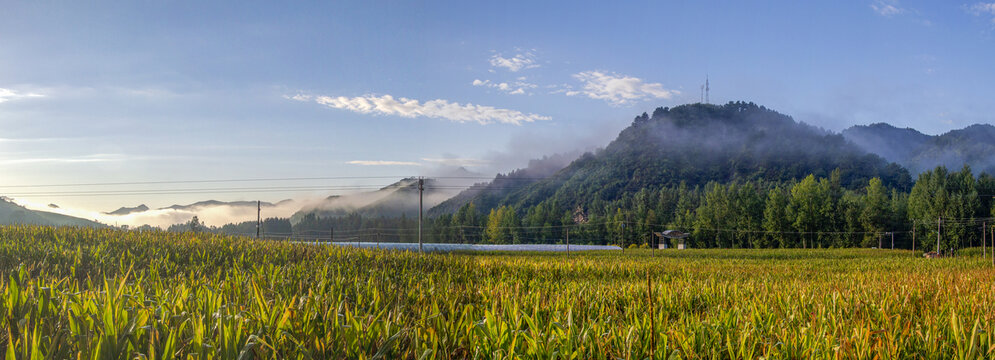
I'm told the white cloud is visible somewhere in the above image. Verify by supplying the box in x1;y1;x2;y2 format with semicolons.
871;0;904;16
489;52;539;72
0;154;126;165
471;78;537;95
0;88;44;104
968;2;995;22
285;93;312;102
301;93;550;125
565;71;679;106
421;158;489;167
347;160;421;166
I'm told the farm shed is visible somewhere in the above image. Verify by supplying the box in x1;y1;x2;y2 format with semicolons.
655;230;689;250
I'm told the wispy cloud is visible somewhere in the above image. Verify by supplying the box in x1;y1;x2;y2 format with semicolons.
472;78;537;95
489;51;539;72
0;154;126;165
421;157;489;167
347;160;421;166
290;93;550;125
968;2;995;23
565;71;679;106
0;88;44;104
871;0;904;16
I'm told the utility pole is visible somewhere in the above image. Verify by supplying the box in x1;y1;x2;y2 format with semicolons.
621;222;625;254
890;232;894;250
566;228;570;254
418;178;424;253
937;217;941;255
256;200;261;239
878;233;882;249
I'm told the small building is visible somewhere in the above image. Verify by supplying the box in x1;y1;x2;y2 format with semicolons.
654;230;689;250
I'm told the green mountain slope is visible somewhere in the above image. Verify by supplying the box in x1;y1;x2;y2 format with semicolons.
436;102;912;214
0;198;105;227
842;123;995;175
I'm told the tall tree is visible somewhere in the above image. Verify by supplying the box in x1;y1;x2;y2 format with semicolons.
860;178;890;247
788;175;832;248
761;186;791;248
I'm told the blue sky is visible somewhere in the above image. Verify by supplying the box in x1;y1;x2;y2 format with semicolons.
1;0;995;213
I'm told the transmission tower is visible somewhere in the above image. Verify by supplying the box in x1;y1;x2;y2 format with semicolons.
705;75;710;104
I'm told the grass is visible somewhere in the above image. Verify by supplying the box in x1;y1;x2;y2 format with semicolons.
1;225;994;359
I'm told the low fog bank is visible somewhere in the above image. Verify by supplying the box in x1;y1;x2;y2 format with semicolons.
15;197;309;228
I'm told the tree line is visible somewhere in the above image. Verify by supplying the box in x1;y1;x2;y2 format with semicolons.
189;166;994;252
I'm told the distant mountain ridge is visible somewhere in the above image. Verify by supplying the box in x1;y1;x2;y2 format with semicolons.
291;175;478;223
842;123;995;175
430;153;579;216
433;102;913;214
105;204;149;215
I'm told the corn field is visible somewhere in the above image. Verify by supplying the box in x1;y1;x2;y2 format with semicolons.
2;226;995;359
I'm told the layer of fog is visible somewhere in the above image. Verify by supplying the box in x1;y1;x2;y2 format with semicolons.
11;113;640;228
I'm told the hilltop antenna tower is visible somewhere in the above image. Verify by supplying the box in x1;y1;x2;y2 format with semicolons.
705;75;710;104
700;85;704;103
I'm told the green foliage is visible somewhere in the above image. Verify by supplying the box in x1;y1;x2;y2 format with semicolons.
788;175;832;248
860;178;889;246
762;186;791;248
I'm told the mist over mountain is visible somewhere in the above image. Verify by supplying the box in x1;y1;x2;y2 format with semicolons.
291;169;481;224
843;123;995;176
430;152;580;216
434;102;912;215
0;197;104;227
105;204;149;215
162;200;291;211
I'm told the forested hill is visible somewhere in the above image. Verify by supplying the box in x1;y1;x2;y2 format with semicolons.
0;198;104;228
843;123;995;176
435;102;912;215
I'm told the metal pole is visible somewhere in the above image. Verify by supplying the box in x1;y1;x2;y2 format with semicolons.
418;178;424;253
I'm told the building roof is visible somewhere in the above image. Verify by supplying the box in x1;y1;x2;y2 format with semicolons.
655;230;689;239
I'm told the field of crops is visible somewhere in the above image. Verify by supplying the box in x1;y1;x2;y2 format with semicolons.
2;226;995;359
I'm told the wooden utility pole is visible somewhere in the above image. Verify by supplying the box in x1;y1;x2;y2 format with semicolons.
937;217;941;255
565;228;570;254
418;178;424;253
256;200;261;239
890;232;894;250
621;221;626;254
